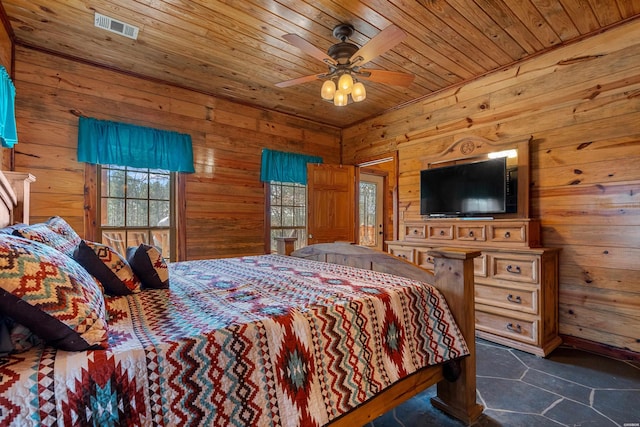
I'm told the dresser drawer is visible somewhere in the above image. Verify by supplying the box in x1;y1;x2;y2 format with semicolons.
415;248;435;270
490;254;539;284
475;284;537;314
388;246;414;263
405;224;426;240
476;311;537;344
456;224;486;242
427;224;454;240
411;248;486;275
489;224;526;244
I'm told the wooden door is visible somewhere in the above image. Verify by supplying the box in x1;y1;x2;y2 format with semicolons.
307;164;357;245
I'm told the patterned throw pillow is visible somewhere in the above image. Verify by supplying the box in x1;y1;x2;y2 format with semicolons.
127;244;170;289
46;216;82;246
0;223;28;235
12;222;78;257
0;234;109;351
74;240;141;296
0;316;42;355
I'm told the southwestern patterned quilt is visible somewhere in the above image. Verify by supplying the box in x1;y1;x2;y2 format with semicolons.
0;254;468;426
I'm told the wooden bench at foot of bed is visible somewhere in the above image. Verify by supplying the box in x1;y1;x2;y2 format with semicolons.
291;243;483;426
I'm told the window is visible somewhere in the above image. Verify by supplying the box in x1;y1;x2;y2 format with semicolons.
268;181;307;253
359;180;377;247
359;174;384;250
98;165;175;261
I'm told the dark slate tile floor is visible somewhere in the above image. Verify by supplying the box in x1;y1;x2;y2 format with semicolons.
369;339;640;427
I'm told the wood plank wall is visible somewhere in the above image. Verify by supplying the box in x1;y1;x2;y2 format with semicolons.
342;19;640;353
10;45;341;260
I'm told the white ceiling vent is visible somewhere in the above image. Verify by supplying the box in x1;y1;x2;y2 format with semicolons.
94;12;139;40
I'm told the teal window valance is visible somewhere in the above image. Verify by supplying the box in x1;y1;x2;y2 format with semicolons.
77;117;195;173
260;149;322;185
0;66;18;148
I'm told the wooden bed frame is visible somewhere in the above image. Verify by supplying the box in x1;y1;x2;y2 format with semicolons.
0;170;483;425
0;170;17;228
291;243;483;426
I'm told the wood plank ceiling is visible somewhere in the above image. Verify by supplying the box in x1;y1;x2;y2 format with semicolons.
2;0;639;128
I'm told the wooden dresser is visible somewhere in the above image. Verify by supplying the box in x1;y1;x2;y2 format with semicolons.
387;218;561;357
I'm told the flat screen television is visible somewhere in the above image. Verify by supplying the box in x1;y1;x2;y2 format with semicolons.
420;157;515;217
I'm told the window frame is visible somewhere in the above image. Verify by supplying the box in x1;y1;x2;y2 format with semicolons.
264;181;307;254
83;164;186;262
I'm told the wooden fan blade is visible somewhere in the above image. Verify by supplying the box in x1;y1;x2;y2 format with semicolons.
350;25;407;66
282;34;336;66
357;69;415;87
275;74;321;88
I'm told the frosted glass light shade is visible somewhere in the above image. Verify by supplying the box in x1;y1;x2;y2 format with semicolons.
321;80;336;100
338;73;354;94
333;90;348;106
351;82;366;102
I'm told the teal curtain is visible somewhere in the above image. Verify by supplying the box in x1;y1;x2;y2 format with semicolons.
0;66;17;148
77;117;195;173
260;149;322;185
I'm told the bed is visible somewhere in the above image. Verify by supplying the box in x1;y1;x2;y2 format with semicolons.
0;171;482;426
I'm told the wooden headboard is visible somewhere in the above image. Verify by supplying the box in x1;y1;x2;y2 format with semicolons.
0;170;18;228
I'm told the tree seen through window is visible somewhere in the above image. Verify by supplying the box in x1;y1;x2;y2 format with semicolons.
99;165;174;261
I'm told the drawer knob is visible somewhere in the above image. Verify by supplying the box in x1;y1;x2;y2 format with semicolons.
439;230;445;236
469;230;474;237
413;229;418;234
504;231;511;238
507;294;522;304
506;265;521;274
507;323;522;333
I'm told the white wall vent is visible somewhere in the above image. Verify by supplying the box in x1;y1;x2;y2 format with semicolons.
94;12;139;40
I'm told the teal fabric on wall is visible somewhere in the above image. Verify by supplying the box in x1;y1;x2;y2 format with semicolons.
0;66;18;148
77;117;195;173
260;149;323;185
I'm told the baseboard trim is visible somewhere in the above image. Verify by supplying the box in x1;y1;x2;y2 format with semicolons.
560;335;639;362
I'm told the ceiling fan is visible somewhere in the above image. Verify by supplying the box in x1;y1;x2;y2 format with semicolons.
275;24;415;105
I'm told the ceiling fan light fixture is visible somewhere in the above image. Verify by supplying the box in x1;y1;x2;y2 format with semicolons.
338;73;354;94
333;89;348;106
352;81;366;102
277;24;413;107
321;80;336;100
